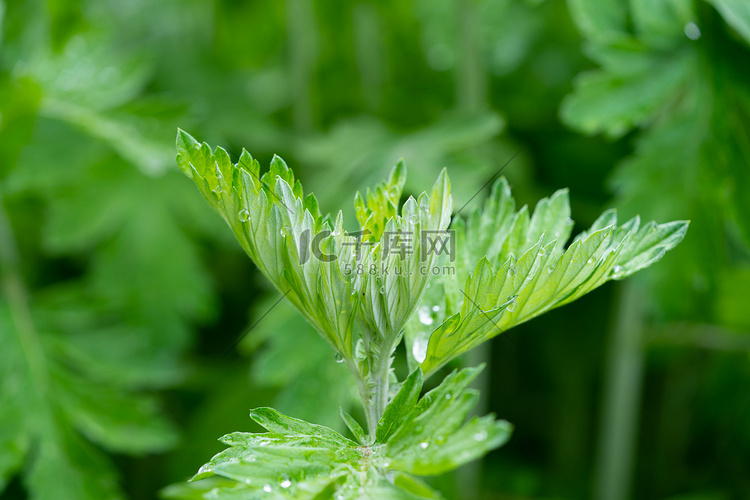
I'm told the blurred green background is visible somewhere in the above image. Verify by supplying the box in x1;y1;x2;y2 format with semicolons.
1;0;749;499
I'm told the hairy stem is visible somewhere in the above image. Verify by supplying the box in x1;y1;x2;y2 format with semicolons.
371;347;393;430
351;324;399;438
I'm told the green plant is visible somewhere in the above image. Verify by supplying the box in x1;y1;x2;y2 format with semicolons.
165;129;688;499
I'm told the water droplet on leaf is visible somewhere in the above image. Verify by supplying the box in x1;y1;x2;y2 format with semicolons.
419;442;429;449
418;306;434;326
238;208;250;222
473;430;488;441
412;337;428;364
506;295;518;313
334;353;344;363
263;485;272;493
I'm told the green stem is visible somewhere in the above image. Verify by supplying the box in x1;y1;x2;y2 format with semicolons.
351;323;399;438
286;0;316;133
371;347;393;430
594;282;645;500
353;3;383;111
455;0;487;113
349;358;378;437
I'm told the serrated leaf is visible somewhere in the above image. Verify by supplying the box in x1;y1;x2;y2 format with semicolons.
407;177;688;375
383;366;512;476
340;410;369;445
376;368;423;443
176;129;361;360
176;367;508;499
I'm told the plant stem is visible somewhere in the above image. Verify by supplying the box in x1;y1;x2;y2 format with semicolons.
351;324;398;438
455;0;487;113
372;345;393;430
594;282;645;500
286;0;316;133
353;3;383;111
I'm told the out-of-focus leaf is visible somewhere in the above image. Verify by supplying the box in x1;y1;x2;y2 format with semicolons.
560;49;694;137
0;76;41;179
297;113;505;208
707;0;750;44
566;0;629;44
0;304;125;500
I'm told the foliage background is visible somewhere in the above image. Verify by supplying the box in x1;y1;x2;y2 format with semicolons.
0;0;749;499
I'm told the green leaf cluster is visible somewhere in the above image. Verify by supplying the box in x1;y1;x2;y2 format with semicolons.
164;366;510;500
175;130;454;431
173;130;687;498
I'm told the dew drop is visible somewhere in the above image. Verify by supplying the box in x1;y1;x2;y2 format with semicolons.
444;394;451;400
473;430;488;441
280;479;292;489
379;285;386;294
684;21;701;40
334;353;344;363
238;208;250;222
419;442;429;449
280;227;289;237
418;306;434;326
432;305;440;312
412;337;428;364
263;484;272;493
612;265;624;275
505;294;519;313
587;257;594;264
